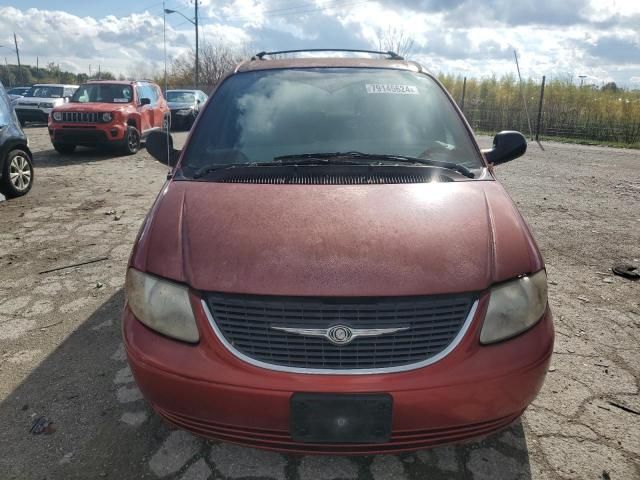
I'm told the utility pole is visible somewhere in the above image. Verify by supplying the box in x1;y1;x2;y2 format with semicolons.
163;1;168;93
98;64;101;80
13;33;24;85
4;57;11;87
164;3;198;87
460;76;467;112
195;0;199;89
535;76;546;141
513;49;533;140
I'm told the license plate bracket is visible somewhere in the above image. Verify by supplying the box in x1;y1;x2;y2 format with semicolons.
290;393;392;443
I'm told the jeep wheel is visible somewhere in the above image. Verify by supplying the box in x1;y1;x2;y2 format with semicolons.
122;126;141;155
0;149;34;198
53;143;76;154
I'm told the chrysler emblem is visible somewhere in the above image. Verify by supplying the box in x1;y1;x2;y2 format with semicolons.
271;324;409;346
327;325;353;345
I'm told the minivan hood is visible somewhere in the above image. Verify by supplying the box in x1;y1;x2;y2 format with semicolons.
132;180;543;296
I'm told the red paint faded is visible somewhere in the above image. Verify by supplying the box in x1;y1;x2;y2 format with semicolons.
131;180;543;296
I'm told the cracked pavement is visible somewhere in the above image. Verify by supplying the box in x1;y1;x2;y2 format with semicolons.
0;126;638;479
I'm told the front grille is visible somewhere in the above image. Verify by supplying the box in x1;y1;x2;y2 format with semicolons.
206;293;475;370
61;111;101;123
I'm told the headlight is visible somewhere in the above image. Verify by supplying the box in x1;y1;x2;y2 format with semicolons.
52;111;62;121
102;112;112;122
480;270;548;344
40;102;54;108
125;268;199;343
177;108;193;115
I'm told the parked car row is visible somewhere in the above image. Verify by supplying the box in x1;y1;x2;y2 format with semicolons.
1;79;207;199
9;81;207;156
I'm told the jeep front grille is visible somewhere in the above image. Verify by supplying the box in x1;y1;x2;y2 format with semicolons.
205;293;476;371
61;112;101;123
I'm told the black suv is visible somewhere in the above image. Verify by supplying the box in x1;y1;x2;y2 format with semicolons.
0;81;33;198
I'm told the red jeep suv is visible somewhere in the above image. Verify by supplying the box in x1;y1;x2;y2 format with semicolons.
48;80;170;155
124;50;554;454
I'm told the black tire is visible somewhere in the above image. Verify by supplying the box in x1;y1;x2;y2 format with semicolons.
0;149;34;198
53;143;76;154
121;126;141;155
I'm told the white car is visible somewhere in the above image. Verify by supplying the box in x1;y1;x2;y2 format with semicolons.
14;84;78;126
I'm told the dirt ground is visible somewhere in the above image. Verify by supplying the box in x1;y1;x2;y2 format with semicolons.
0;126;638;480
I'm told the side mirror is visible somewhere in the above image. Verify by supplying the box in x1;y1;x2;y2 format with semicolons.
482;131;527;165
146;130;180;167
140;97;151;106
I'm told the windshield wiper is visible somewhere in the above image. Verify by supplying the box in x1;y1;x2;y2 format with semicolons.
192;158;365;179
193;151;475;179
273;151;475;178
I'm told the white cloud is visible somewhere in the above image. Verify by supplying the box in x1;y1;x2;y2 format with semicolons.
0;1;639;86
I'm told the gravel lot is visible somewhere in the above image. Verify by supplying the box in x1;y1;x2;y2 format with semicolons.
0;126;638;480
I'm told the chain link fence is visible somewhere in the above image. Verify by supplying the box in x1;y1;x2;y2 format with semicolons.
441;75;640;147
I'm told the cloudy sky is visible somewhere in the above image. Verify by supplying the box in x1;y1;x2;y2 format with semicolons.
1;0;639;86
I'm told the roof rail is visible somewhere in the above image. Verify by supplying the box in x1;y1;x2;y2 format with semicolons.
251;49;404;61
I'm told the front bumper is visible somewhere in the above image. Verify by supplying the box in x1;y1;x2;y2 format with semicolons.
170;110;195;128
15;108;50;123
48;123;126;146
123;294;554;454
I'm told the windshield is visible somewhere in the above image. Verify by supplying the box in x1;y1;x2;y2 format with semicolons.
181;68;482;175
167;91;195;103
71;84;133;103
25;86;64;98
8;87;29;95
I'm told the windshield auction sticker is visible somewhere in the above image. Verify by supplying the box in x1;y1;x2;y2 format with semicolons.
365;84;419;95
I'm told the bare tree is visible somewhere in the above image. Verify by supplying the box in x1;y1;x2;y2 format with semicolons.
170;37;247;88
199;39;246;86
377;26;415;59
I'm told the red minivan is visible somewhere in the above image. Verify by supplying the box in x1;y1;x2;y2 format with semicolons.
124;50;554;454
